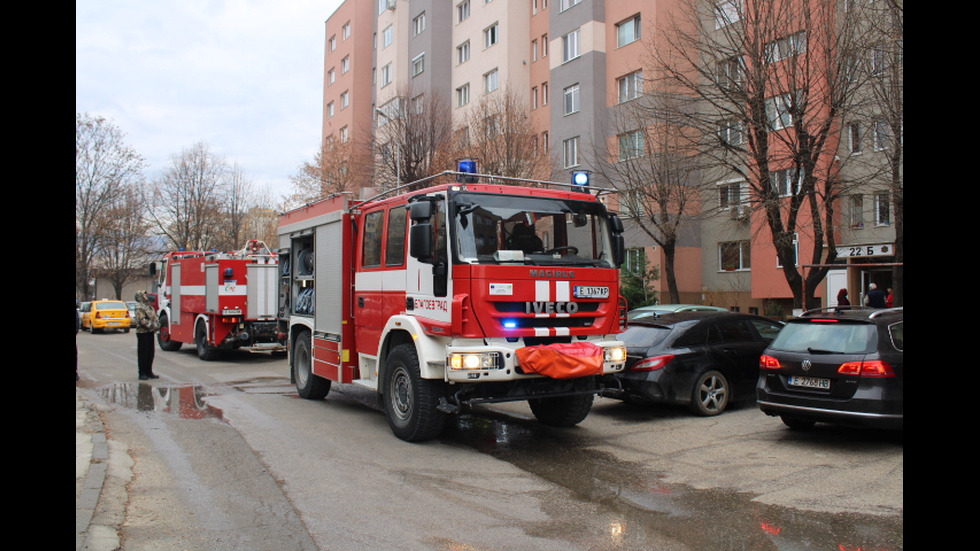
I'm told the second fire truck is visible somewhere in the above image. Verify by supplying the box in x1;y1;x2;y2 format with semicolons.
278;165;628;441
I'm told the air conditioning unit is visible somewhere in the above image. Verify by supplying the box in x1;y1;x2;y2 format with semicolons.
386;0;397;10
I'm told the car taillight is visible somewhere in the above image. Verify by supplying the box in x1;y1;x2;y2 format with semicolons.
632;355;674;372
838;360;896;378
759;355;781;369
95;312;102;319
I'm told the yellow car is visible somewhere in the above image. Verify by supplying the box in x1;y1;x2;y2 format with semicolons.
82;300;132;333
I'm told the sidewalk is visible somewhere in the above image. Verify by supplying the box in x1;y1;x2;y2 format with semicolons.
76;387;127;551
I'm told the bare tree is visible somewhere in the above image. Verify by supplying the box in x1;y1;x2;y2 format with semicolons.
654;0;866;307
288;138;359;205
94;184;158;299
76;113;146;299
461;88;549;180
374;88;458;190
149;142;228;251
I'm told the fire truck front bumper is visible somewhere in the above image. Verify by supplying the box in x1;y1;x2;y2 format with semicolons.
445;340;626;383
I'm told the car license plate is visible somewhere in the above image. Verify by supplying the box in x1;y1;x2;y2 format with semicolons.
108;322;120;326
788;376;830;389
574;286;609;299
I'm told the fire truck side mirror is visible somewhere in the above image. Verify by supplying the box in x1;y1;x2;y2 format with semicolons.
409;201;433;221
148;262;157;276
609;214;625;267
410;223;433;262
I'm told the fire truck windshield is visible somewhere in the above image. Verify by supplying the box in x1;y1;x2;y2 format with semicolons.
453;192;616;267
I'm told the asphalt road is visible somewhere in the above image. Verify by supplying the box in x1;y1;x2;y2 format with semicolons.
76;329;903;550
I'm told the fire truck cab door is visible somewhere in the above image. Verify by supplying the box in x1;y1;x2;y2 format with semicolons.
406;197;451;324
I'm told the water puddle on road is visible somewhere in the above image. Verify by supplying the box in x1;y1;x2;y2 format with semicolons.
97;382;221;420
444;411;903;550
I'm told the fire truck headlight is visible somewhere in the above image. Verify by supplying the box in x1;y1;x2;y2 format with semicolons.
605;346;627;363
449;352;502;370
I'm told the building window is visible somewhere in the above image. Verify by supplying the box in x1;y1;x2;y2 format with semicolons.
329;35;336;51
382;25;393;48
563;83;579;115
531;39;538;61
341;55;350;73
848;122;862;154
873;119;893;151
413;12;426;36
719;241;751;271
412;54;424;76
327;101;335;118
328;68;336;85
342;22;350;39
457;40;470;64
541;34;548;57
563;136;579;168
560;0;581;12
456;83;470;107
542;82;549;104
718;182;743;208
714;0;741;29
766;92;795;131
718;118;744;146
766;31;806;62
484;68;499;93
625;248;646;274
772;168;801;197
339;126;349;143
717;56;743;90
457;0;470;22
531;86;538;109
849;194;864;228
875;193;890;225
485;23;499;48
617;71;643;102
617;15;641;47
775;233;799;268
341;90;349;108
562;29;580;62
381;63;392;87
618;130;644;160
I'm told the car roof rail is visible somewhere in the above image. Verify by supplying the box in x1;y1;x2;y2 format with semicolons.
869;307;903;319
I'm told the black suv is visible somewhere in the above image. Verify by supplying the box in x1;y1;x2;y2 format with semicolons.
757;307;903;430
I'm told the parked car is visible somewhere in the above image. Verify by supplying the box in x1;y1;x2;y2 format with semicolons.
603;311;784;415
127;301;138;320
628;304;728;321
757;307;903;431
82;300;132;333
79;302;92;330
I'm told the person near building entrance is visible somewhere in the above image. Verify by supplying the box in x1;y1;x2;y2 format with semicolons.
133;290;161;380
864;283;887;308
835;288;850;313
886;288;894;308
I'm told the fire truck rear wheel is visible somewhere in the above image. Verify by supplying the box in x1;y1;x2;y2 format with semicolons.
294;332;330;400
528;393;594;427
384;343;446;442
195;321;221;361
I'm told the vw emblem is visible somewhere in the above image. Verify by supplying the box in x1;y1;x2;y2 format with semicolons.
801;359;812;371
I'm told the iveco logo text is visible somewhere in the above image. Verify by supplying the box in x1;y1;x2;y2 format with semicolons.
524;301;579;314
529;269;575;278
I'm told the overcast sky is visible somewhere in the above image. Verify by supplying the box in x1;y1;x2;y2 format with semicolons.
76;0;344;201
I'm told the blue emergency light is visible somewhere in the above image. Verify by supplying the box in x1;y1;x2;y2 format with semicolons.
571;170;591;189
458;158;479;183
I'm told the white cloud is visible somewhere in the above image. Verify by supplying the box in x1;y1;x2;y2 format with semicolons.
76;0;343;200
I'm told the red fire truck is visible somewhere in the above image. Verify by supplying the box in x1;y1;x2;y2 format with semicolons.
277;166;628;441
151;240;287;360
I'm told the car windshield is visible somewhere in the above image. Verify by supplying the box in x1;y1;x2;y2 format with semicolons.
769;321;876;354
453;192;616;267
96;301;127;310
618;323;673;348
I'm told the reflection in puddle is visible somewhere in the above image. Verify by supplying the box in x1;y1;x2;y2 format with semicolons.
98;382;220;420
446;411;903;550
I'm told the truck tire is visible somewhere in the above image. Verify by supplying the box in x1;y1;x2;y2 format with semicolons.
157;313;182;351
383;343;446;442
293;331;330;400
529;393;594;427
195;320;220;361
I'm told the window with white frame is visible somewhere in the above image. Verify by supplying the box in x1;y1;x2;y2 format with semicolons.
328;68;336;85
541;34;548;57
456;83;470;107
873;119;892;151
717;55;743;90
617;71;643;102
714;0;741;29
563;83;579;115
341;90;349;108
327;101;335;118
531;39;538;61
875;193;890;225
766;92;795;131
531;86;538;109
563;136;579;168
342;22;350;39
848;122;862;154
413;12;426;36
560;0;581;12
457;41;470;64
718;118;744;146
339;126;349;143
382;25;393;48
485;23;499;48
412;54;424;76
766;31;806;62
542;82;549;104
341;55;350;73
329;35;336;51
718;182;744;208
381;63;392;87
775;233;798;268
484;68;499;93
617;15;641;47
618;130;644;160
562;29;580;62
849;194;864;228
720;241;751;271
457;0;470;22
772;168;801;197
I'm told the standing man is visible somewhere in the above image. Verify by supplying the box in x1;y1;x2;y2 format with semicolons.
865;283;887;309
133;290;161;380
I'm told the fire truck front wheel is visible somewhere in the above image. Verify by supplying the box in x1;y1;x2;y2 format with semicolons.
383;344;447;442
293;332;330;400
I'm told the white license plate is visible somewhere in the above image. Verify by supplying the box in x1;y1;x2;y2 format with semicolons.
574;286;609;299
788;376;830;389
107;322;120;326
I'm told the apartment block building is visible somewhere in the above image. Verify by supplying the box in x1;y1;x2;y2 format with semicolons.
320;0;901;315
